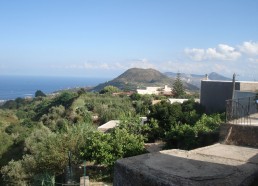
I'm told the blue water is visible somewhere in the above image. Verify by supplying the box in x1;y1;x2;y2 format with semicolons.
0;75;110;100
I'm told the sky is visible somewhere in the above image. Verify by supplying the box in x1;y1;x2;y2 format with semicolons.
0;0;258;80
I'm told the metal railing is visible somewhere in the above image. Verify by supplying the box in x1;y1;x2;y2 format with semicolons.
226;96;257;124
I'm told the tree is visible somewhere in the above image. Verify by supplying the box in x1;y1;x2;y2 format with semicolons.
172;73;185;98
2;100;17;109
1;123;95;185
181;99;204;125
164;124;197;150
15;97;26;108
40;105;67;131
164;113;222;150
35;90;46;97
53;91;78;108
148;101;183;136
77;88;86;95
130;93;141;101
0;131;13;159
80;128;145;168
99;86;120;94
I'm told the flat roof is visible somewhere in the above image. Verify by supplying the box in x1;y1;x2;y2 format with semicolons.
202;80;258;83
97;120;120;132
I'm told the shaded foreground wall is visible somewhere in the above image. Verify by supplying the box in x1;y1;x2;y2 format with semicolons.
114;161;171;186
114;123;258;186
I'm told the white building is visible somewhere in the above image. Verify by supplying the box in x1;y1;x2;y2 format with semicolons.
137;85;172;95
168;98;200;104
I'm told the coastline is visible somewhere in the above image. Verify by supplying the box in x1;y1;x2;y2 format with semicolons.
0;86;95;104
0;76;110;101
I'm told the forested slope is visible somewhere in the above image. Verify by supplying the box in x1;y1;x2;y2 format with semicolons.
0;89;223;185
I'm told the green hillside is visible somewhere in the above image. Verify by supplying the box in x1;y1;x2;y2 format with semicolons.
0;89;222;185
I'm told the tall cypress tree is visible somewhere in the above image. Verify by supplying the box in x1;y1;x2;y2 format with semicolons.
172;73;185;98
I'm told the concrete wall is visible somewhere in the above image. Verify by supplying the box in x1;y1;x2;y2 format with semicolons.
240;82;258;92
220;124;258;148
200;81;239;113
114;160;171;186
200;80;258;114
113;123;258;186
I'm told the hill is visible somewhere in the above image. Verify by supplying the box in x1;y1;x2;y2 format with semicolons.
93;68;199;92
208;72;231;81
164;72;231;88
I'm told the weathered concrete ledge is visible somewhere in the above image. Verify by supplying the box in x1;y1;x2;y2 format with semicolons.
114;144;258;186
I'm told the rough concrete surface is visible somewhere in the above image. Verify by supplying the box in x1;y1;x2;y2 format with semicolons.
220;123;258;148
144;141;165;153
114;144;258;186
97;120;119;132
192;144;258;164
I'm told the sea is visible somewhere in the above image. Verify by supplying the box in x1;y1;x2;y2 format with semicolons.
0;75;110;101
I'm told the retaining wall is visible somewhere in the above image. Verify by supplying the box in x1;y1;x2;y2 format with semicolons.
220;123;258;148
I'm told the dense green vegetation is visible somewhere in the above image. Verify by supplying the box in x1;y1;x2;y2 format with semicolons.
0;87;224;185
35;90;46;97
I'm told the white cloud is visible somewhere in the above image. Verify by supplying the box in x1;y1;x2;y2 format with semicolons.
239;41;258;55
59;59;156;71
128;58;157;69
83;62;115;70
185;44;241;61
61;62;113;70
248;58;258;63
83;63;94;69
184;48;205;61
65;64;84;69
216;44;241;60
113;62;127;69
158;60;209;74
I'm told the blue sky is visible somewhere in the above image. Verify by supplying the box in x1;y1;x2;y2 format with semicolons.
1;0;258;80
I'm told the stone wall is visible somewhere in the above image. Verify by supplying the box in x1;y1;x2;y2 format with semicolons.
113;123;258;186
220;124;258;148
114;160;170;186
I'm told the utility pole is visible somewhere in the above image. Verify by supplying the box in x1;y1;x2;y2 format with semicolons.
232;73;236;99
